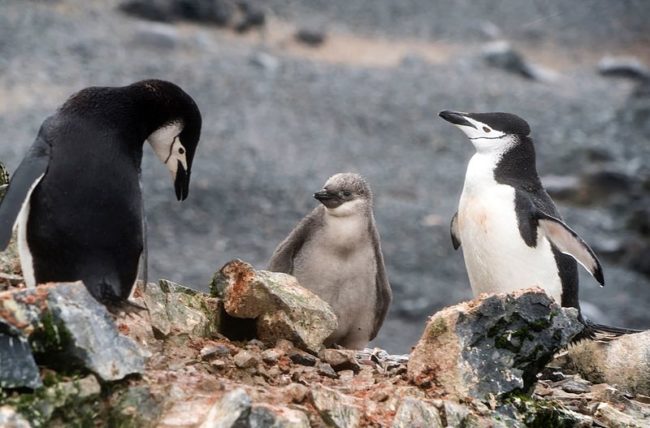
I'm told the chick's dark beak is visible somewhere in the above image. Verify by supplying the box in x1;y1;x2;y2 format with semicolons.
174;160;190;201
314;190;343;209
439;110;477;129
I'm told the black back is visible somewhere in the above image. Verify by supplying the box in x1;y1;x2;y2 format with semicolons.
18;80;201;302
494;136;580;310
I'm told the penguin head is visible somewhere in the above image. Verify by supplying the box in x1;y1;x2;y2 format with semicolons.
314;173;372;217
140;80;202;201
439;110;530;154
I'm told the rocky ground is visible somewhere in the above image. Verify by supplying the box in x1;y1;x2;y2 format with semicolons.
0;0;649;354
2;257;650;427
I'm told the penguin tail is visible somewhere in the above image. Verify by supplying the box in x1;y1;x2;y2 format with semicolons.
577;319;642;342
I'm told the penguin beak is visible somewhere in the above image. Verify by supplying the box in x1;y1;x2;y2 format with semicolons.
174;160;190;201
314;191;343;209
439;110;477;129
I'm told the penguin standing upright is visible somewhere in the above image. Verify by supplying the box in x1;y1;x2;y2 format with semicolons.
0;80;202;303
268;173;392;349
438;110;604;313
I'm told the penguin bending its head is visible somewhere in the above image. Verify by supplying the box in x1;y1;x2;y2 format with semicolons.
439;110;604;313
268;173;392;349
0;80;202;303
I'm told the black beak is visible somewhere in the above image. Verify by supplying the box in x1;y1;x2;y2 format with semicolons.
314;190;343;209
174;160;190;201
439;110;477;129
314;191;335;201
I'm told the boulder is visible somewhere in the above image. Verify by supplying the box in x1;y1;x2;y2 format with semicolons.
0;282;144;387
211;260;337;353
140;279;221;339
408;288;583;401
566;330;650;395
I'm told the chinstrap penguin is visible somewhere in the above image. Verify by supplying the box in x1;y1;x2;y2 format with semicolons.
0;79;202;304
439;110;604;315
268;173;392;349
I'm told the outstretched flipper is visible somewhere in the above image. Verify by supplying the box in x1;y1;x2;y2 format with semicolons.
450;212;461;250
535;210;605;286
267;208;322;274
0;136;50;250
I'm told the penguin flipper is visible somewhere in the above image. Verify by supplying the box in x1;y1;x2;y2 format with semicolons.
0;136;50;250
535;210;605;286
267;208;322;274
369;217;392;341
450;212;461;250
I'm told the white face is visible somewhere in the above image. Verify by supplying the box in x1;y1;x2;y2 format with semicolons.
452;116;514;155
147;122;187;180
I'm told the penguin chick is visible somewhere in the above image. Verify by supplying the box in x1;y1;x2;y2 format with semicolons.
0;79;202;304
268;173;392;349
439;110;603;312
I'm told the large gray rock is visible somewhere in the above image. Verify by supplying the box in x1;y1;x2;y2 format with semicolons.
567;330;650;395
0;282;144;387
408;288;584;401
211;260;338;353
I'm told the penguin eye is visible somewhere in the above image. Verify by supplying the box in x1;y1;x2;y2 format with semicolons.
342;191;352;197
178;147;185;155
483;127;491;133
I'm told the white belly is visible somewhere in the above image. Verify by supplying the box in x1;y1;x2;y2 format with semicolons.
458;183;563;304
17;174;44;288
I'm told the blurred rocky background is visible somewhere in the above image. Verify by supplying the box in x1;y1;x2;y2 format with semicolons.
0;0;648;353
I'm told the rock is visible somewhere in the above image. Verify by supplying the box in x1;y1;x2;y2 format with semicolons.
408;288;584;400
288;349;317;366
119;0;234;26
201;388;251;428
233;350;259;369
558;378;591;394
141;280;221;339
261;348;284;364
598;55;650;80
285;383;309;403
317;363;338;379
200;343;232;360
319;349;361;372
482;40;555;81
249;52;280;73
0;334;41;389
567;330;650;395
392;397;443;428
234;2;266;33
295;28;326;46
594;403;646;428
211;260;338;353
0;282;144;386
109;386;163;427
248;404;310;428
443;400;472;427
0;406;31;428
132;22;180;49
311;385;362;428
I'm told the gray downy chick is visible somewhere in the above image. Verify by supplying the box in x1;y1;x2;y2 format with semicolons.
268;173;392;349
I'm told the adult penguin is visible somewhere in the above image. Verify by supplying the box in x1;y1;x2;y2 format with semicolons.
0;79;202;304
